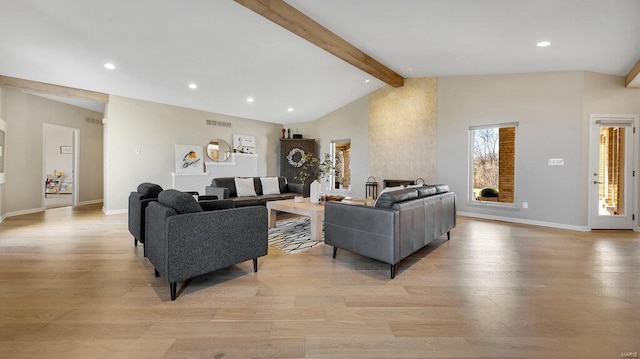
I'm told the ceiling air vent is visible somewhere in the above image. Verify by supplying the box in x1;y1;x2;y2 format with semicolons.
206;119;232;128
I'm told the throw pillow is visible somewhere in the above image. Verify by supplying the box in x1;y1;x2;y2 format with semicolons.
260;177;281;195
234;177;257;197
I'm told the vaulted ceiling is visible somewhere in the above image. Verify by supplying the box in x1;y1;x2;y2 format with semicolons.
1;0;639;123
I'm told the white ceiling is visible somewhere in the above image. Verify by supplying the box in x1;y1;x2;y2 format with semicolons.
1;0;639;124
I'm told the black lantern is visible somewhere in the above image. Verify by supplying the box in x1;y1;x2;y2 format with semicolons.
365;176;378;199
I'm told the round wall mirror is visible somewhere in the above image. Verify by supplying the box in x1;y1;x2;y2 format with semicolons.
206;139;231;162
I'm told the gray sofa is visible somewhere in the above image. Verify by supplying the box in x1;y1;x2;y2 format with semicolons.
145;189;268;300
324;184;456;278
205;176;306;207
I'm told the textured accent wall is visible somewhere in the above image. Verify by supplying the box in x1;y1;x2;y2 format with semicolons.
369;77;437;188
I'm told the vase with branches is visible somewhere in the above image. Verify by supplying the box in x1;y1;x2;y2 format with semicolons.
296;152;336;185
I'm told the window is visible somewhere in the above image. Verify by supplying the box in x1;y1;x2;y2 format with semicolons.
469;123;517;205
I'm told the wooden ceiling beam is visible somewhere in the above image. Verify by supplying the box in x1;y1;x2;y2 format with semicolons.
0;75;109;103
625;59;640;88
234;0;404;88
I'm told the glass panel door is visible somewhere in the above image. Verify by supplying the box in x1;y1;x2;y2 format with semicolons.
597;126;626;216
590;117;635;230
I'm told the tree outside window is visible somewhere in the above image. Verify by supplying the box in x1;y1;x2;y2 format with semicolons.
470;124;517;204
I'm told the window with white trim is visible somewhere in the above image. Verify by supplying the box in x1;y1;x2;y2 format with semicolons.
469;122;518;205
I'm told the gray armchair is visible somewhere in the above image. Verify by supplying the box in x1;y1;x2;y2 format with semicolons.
145;189;268;300
129;184;219;257
128;182;163;255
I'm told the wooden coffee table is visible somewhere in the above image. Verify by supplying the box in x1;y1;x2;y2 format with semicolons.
266;198;324;242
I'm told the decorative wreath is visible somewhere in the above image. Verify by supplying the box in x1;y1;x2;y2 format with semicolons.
286;148;306;168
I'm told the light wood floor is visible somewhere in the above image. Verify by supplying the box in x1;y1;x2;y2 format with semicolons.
0;204;638;358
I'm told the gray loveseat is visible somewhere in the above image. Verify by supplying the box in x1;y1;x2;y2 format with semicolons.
145;189;268;300
324;184;456;278
205;176;306;207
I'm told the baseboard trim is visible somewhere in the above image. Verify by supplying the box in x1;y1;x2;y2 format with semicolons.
457;211;591;232
5;207;45;218
77;199;103;206
0;214;6;223
103;208;127;215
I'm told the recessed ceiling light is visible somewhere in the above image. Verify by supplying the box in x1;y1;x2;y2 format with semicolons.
246;97;254;103
287;107;294;112
536;41;551;47
188;83;197;89
407;67;414;71
103;63;116;70
364;78;370;83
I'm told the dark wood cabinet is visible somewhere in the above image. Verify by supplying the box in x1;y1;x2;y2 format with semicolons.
280;138;317;185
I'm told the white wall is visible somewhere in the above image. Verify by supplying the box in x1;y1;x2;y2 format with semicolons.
438;71;587;228
437;71;640;229
3;89;104;214
103;95;283;213
291;72;640;229
583;72;640;227
287;95;369;198
44;125;73;179
5;71;637;230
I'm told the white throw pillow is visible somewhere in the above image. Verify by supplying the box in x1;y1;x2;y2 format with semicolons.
374;185;405;206
234;177;257;197
260;177;281;195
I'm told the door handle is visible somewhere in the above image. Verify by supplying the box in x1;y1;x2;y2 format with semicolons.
593;181;603;184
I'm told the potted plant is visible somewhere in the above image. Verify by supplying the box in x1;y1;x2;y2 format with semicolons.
477;187;499;202
296;152;336;203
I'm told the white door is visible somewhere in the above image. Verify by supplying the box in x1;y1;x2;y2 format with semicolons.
589;115;638;229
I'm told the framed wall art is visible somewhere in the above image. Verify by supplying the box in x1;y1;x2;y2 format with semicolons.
175;144;204;173
233;134;256;154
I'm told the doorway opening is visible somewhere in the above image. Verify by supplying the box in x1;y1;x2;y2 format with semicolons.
329;139;351;190
44;124;79;210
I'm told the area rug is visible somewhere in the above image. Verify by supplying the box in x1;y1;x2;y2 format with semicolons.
268;217;324;254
